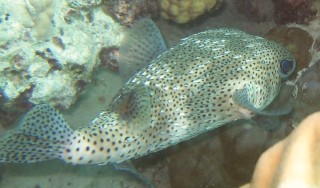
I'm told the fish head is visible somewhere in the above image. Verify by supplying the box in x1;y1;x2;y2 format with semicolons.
241;40;296;111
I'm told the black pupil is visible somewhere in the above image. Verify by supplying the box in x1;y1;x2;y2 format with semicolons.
280;60;293;74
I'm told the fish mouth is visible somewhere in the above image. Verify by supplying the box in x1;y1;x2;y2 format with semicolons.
237;106;256;119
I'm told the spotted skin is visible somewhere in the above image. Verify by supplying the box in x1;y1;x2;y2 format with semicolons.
0;28;295;164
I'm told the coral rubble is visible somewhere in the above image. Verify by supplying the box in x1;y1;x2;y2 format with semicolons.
0;0;123;111
99;46;120;72
273;0;317;24
105;0;159;26
234;0;274;22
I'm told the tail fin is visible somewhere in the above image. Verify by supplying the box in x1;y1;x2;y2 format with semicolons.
0;104;73;163
119;18;167;81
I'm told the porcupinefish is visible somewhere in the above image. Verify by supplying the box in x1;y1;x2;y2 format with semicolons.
0;19;295;165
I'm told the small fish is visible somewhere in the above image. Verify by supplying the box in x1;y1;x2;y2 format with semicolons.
0;19;295;165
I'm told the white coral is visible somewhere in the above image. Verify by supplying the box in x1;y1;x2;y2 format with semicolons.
0;0;124;108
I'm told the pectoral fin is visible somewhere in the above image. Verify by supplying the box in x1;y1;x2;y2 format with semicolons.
113;84;152;130
233;88;292;116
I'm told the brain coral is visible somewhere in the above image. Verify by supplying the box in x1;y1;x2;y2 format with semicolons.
159;0;222;23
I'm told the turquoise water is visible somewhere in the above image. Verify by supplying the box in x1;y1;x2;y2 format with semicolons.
1;0;319;187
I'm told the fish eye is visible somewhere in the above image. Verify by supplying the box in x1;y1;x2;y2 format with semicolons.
279;59;295;77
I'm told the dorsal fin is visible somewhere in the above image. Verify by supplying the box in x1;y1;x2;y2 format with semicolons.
119;18;167;81
112;84;152;130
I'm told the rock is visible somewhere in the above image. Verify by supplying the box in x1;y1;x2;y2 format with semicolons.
167;120;292;188
273;0;317;24
0;0;123;111
264;26;313;80
234;0;274;23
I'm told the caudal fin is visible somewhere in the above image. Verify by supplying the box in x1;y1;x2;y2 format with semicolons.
0;104;73;163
